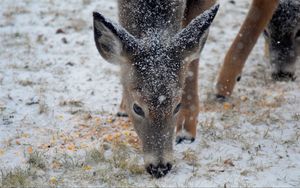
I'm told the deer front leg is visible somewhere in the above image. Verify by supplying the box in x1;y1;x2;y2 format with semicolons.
175;0;215;144
216;0;279;100
176;59;200;144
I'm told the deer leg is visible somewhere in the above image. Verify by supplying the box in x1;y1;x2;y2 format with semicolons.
116;94;128;117
176;59;200;144
216;0;279;100
175;0;216;144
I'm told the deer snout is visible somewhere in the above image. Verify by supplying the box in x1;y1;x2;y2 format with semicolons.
146;162;172;178
143;152;174;178
271;71;297;81
270;61;296;81
269;48;297;81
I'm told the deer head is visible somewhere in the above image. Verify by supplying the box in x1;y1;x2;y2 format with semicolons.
264;0;300;81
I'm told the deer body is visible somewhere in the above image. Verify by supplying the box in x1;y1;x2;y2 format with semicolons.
93;0;218;178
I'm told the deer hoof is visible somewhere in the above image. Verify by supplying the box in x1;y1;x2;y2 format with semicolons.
176;129;195;144
176;136;195;144
215;94;227;103
175;130;195;144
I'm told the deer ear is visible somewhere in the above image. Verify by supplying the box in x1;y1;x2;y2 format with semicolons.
173;4;219;61
93;12;138;64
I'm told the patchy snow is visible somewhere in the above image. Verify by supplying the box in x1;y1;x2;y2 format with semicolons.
0;0;299;187
158;95;167;104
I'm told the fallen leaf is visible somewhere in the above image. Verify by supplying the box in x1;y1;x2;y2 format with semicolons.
80;143;89;149
0;149;4;156
223;102;233;110
240;96;248;101
27;146;33;154
52;161;62;169
107;118;113;123
21;133;30;138
224;159;235;167
39;143;51;149
67;143;76;151
83;165;92;171
123;131;132;137
56;28;65;34
50;177;58;185
104;134;114;142
115;132;121;138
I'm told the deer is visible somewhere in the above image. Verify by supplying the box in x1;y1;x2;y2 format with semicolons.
93;0;219;178
216;0;281;100
264;0;300;81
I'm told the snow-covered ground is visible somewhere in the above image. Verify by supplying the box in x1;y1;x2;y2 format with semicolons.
0;0;299;187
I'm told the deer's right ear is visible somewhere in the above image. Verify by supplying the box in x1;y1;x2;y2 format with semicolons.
93;12;137;65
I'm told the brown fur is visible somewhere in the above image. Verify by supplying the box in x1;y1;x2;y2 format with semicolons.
177;0;216;138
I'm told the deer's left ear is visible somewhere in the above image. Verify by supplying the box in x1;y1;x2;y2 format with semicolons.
93;12;138;65
172;4;219;61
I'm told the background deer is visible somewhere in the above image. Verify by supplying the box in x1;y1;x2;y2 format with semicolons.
93;0;218;178
216;0;279;99
264;0;300;81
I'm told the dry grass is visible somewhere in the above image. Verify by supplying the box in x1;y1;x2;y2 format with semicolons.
108;142;144;175
182;148;199;167
15;142;144;187
85;148;105;165
1;168;31;187
17;79;35;86
93;167;134;187
292;113;300;121
60;154;84;169
38;100;49;114
83;143;143;186
27;151;47;170
59;100;84;107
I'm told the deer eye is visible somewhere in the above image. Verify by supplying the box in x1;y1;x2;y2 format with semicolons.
133;103;145;117
174;103;181;115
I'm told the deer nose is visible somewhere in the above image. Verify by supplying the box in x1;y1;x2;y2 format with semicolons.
146;162;172;178
271;71;296;81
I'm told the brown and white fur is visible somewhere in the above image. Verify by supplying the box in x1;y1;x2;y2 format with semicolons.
93;0;218;178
